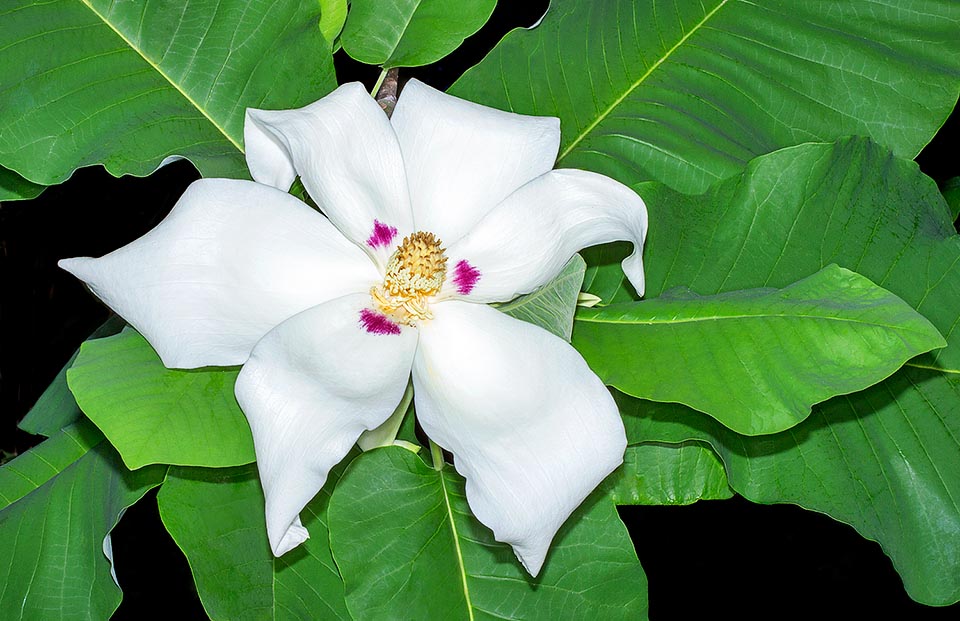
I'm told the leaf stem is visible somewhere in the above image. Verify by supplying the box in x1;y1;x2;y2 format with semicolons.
371;68;389;97
430;439;445;471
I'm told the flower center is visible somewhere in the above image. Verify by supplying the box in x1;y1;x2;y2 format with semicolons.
371;231;447;325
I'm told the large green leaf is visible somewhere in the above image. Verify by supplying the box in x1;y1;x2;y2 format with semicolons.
0;167;45;201
617;365;960;606
0;0;336;184
341;0;496;68
576;265;945;435
451;0;960;193
67;328;254;469
0;426;165;620
498;254;586;340
18;316;125;437
604;442;733;505
584;138;960;373
328;447;648;620
157;460;353;621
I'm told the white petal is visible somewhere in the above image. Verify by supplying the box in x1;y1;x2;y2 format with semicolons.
59;179;379;368
412;301;626;575
391;79;560;245
245;82;413;266
442;169;647;302
235;294;418;556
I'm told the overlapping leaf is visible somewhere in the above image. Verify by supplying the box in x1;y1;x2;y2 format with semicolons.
451;0;960;193
328;447;648;620
499;254;586;340
157;461;353;621
604;442;733;505
0;0;336;185
576;265;945;434
67;328;254;469
0;167;44;201
584;138;960;373
617;367;960;606
577;138;960;605
0;423;165;620
341;0;496;68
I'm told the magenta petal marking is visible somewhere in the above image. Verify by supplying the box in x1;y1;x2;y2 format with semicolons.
366;220;398;248
359;309;401;335
452;259;481;295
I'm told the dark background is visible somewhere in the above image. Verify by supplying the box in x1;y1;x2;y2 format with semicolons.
2;3;958;619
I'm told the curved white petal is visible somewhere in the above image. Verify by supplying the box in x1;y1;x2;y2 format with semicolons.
59;179;379;368
235;294;418;556
412;301;626;576
442;169;647;303
391;79;560;245
245;82;413;266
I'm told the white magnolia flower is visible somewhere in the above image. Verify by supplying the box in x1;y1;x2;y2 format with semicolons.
60;80;647;576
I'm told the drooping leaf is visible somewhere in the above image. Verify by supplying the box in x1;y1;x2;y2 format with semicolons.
318;0;348;48
498;254;586;340
604;442;733;505
67;328;254;469
0;0;336;185
575;265;945;435
0;167;45;201
157;459;355;621
0;426;165;620
341;0;497;68
451;0;960;193
328;447;648;620
585;138;960;374
18;316;125;437
617;365;960;606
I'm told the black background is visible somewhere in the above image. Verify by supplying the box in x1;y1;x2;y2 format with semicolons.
2;3;958;619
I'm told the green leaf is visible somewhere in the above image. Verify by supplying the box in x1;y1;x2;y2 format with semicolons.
575;265;945;435
328;447;648;620
18;316;125;437
587;138;960;374
944;176;960;221
341;0;496;68
604;442;733;505
318;0;348;47
0;428;165;620
617;366;960;606
0;421;103;510
157;460;353;621
0;166;45;201
67;328;255;469
0;0;336;184
450;0;960;193
498;254;586;340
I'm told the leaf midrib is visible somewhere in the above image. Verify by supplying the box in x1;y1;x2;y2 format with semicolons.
575;310;933;335
557;0;730;161
77;0;243;153
438;471;475;621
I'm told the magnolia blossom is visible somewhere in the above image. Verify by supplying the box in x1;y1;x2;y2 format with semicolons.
60;80;647;576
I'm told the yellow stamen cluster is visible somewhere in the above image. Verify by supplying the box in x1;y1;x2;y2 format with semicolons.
371;231;447;325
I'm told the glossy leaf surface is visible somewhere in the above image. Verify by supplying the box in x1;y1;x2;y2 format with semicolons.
328;447;648;620
0;0;336;184
67;328;254;469
576;265;945;434
451;0;960;193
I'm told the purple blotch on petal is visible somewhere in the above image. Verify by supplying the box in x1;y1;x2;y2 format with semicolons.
360;309;402;335
367;220;398;248
453;260;481;295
